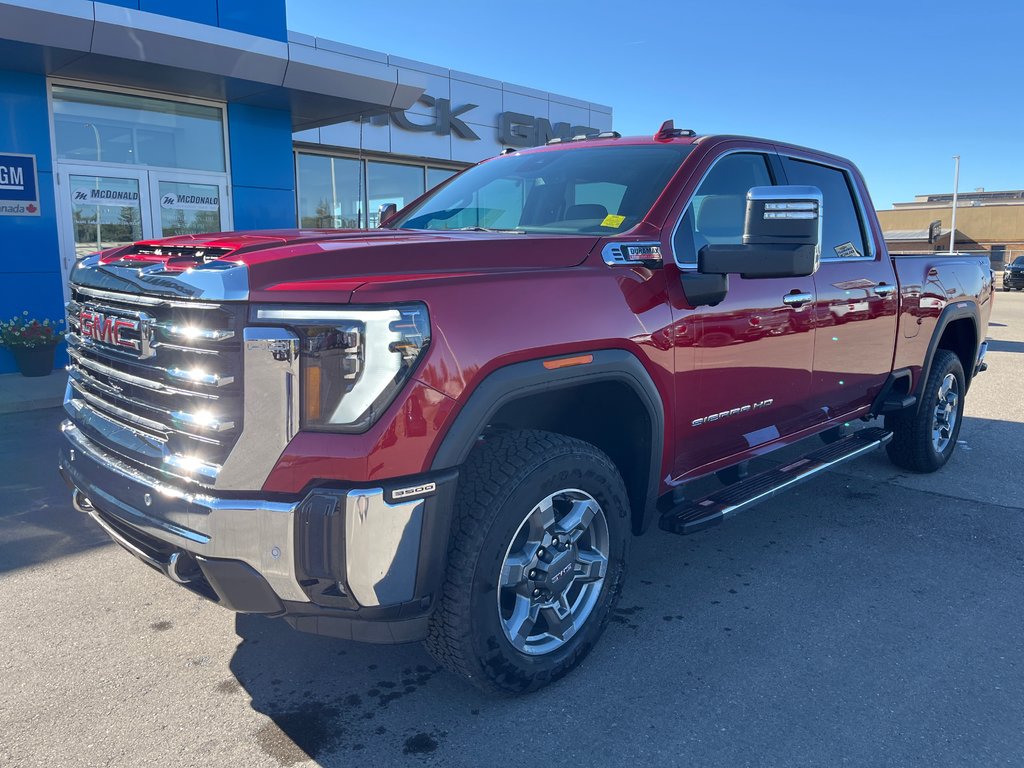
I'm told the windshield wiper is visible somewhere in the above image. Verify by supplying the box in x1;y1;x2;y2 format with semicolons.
450;226;526;233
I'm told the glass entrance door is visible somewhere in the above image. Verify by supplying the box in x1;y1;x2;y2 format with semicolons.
149;172;228;238
56;166;230;298
57;165;152;272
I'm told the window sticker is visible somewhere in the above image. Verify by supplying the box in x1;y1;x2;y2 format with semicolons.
834;241;862;259
600;214;626;228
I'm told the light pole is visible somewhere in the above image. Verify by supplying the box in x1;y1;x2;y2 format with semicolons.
948;155;960;254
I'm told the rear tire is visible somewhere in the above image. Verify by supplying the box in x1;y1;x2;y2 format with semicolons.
425;429;630;694
885;349;965;473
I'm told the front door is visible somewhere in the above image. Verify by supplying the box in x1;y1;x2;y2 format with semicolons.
57;165;152;279
56;166;229;297
670;150;817;477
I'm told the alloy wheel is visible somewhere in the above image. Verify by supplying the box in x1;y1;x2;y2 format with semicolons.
497;489;610;656
932;372;959;453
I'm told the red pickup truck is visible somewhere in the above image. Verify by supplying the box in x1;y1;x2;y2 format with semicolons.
59;123;993;694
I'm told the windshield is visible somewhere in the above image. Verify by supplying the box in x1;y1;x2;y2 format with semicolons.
389;144;694;235
1013;256;1024;266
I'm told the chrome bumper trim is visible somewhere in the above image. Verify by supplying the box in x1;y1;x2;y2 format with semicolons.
60;420;431;609
345;489;425;607
61;420;307;603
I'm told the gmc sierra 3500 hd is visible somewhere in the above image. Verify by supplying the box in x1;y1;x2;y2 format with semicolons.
59;122;993;694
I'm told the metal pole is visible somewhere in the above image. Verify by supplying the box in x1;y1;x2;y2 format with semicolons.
948;155;960;254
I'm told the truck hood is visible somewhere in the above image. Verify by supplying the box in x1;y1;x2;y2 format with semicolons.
98;229;599;301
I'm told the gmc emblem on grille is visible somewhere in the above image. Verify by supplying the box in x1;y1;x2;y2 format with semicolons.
79;310;154;358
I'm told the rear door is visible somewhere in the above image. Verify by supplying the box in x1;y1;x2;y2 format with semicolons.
779;155;899;419
669;149;817;476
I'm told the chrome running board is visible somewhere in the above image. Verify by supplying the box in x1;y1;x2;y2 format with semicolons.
659;427;892;535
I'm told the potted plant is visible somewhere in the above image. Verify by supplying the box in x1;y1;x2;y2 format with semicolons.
1;311;65;377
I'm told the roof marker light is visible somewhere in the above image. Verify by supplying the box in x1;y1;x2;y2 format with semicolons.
654;120;697;142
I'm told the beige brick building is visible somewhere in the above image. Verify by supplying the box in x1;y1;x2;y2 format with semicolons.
877;190;1024;269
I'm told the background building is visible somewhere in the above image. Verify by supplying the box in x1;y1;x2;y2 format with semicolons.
0;0;612;374
877;189;1024;268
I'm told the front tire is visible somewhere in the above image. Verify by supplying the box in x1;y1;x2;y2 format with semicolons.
885;349;965;473
425;430;630;694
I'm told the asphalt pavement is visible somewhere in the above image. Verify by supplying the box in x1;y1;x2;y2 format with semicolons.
2;292;1022;767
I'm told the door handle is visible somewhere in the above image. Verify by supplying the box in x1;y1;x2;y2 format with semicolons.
874;283;896;297
782;292;813;307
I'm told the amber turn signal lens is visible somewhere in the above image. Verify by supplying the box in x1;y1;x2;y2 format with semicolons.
303;364;321;423
542;354;594;370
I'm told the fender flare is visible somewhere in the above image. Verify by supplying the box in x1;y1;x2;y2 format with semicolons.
917;300;981;396
429;349;666;530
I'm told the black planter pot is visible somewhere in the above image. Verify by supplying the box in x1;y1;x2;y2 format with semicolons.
9;345;57;377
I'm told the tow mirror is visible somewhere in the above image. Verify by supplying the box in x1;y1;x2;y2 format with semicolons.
377;202;398;227
698;185;822;279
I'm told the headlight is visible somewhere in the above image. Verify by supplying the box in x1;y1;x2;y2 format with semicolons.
254;304;430;432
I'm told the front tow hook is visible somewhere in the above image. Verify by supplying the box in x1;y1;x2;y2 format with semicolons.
72;489;94;514
70;490;198;584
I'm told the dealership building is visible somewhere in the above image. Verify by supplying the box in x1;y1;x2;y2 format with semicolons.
0;0;612;374
878;189;1024;269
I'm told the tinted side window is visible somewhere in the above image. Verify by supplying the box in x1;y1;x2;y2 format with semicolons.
781;157;868;259
674;153;772;265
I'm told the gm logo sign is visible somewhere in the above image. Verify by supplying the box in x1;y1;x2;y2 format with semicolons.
0;153;39;217
0;164;26;191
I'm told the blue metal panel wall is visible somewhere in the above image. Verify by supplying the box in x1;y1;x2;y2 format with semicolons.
140;0;218;26
217;0;288;41
227;104;296;230
96;0;288;41
0;71;66;375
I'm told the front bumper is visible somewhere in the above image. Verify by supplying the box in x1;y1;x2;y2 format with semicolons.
59;420;456;643
1003;272;1024;288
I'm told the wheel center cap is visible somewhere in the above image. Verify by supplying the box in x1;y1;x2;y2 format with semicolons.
540;549;576;595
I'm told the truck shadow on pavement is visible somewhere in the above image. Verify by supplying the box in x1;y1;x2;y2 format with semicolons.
0;407;110;575
226;418;1024;767
230;614;451;764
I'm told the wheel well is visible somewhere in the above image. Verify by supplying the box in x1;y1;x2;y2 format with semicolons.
487;381;653;535
936;317;977;384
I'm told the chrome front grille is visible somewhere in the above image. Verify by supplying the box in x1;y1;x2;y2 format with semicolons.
65;285;245;485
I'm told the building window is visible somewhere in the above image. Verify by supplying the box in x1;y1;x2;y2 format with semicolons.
366;161;424;227
427;167;457;189
52;85;226;173
296;153;363;228
295;151;463;230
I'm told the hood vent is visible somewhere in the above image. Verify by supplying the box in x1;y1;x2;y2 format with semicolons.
112;244;235;270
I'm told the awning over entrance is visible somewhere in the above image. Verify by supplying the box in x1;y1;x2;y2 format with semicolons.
0;0;426;130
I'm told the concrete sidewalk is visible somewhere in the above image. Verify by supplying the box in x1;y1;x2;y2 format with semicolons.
0;372;66;414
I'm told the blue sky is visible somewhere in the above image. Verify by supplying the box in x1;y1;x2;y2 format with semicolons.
286;0;1021;209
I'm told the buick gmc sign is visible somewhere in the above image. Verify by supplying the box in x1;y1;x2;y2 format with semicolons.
348;97;599;148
